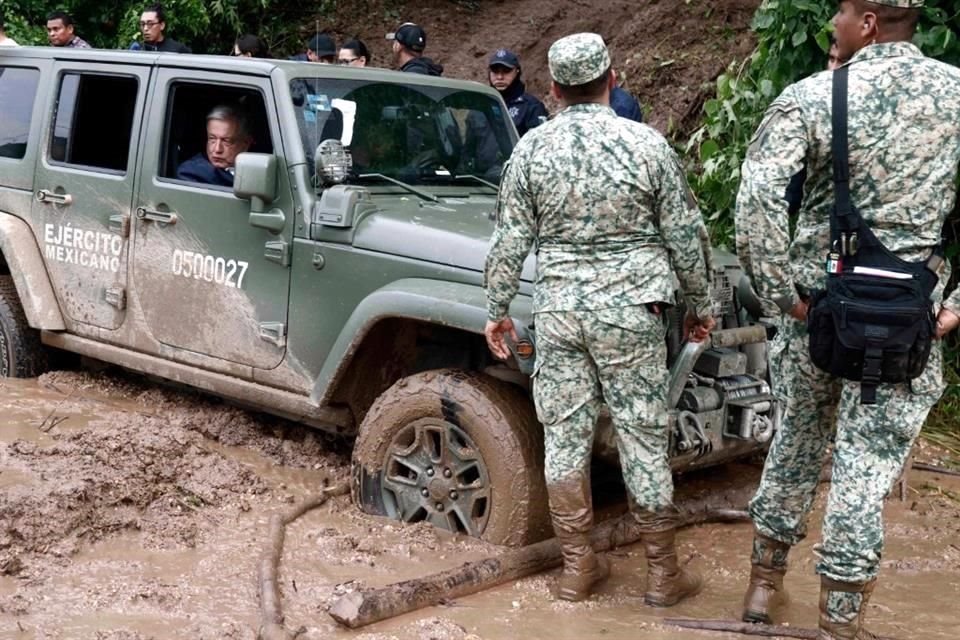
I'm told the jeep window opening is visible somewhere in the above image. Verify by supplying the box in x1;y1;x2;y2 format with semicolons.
158;81;274;190
0;66;41;161
49;72;139;174
290;78;515;189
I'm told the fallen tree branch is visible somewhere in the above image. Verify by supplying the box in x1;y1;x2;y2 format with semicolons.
912;462;960;478
38;389;74;432
327;508;750;629
258;483;350;640
666;618;817;639
663;617;900;640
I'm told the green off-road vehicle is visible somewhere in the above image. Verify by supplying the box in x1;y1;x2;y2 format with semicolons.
0;47;778;546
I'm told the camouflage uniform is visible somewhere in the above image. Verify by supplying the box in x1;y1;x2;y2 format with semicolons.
485;32;712;604
484;51;711;510
735;33;960;630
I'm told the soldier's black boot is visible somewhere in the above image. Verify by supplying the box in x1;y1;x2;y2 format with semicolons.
818;576;878;640
547;470;609;602
742;530;791;624
634;508;702;607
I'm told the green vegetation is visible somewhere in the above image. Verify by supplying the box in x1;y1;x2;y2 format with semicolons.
924;344;960;455
688;0;960;450
0;0;331;54
688;0;960;247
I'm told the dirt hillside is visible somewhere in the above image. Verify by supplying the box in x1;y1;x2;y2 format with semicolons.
323;0;761;135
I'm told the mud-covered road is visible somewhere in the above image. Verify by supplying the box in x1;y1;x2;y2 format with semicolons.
1;370;958;639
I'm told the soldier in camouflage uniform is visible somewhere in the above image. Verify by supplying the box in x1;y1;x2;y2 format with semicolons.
484;32;716;604
734;1;960;637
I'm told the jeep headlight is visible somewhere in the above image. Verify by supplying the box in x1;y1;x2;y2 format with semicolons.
315;139;353;186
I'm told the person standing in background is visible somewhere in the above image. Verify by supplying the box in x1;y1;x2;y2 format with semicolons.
488;48;548;137
46;11;90;48
387;22;443;76
136;3;191;53
338;38;370;66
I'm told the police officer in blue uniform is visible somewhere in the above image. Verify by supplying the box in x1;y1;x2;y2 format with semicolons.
488;49;549;137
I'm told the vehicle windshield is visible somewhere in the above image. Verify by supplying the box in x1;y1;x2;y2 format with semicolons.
290;77;515;187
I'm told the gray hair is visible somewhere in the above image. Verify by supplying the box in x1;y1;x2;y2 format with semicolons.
206;105;251;140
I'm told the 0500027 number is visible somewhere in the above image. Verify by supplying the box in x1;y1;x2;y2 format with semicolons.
171;250;249;289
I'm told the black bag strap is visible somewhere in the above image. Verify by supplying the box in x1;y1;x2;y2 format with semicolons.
831;66;855;231
830;66;866;242
831;66;944;265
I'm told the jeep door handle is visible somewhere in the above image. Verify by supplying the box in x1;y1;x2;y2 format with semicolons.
136;207;178;225
36;189;73;206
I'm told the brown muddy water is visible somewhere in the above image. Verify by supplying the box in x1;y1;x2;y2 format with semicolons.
1;372;958;639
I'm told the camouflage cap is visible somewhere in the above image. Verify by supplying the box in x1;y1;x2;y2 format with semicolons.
548;33;611;86
866;0;924;6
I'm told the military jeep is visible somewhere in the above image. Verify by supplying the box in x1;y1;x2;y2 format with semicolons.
0;47;777;546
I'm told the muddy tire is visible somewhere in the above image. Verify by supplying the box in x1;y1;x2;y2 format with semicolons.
0;276;47;378
352;369;551;546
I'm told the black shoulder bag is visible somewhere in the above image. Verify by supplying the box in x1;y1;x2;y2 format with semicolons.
806;65;941;405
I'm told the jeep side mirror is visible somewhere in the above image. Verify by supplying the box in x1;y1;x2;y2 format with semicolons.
234;153;285;233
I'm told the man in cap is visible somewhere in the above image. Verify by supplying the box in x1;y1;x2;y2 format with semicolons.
733;1;960;637
488;48;548;137
290;33;336;63
386;22;443;76
484;32;715;604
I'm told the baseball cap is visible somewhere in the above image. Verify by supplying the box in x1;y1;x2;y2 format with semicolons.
548;32;611;86
489;49;520;70
308;33;336;57
386;22;426;53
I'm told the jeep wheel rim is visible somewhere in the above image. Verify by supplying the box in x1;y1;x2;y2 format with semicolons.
381;417;491;536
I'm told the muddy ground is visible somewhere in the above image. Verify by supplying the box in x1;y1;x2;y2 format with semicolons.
1;369;959;639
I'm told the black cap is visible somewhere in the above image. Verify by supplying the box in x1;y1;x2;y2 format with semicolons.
386;23;426;53
489;48;520;70
308;33;336;57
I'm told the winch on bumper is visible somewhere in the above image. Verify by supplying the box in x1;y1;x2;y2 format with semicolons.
664;324;778;467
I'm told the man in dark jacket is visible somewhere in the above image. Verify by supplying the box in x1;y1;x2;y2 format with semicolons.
136;3;190;53
177;105;251;187
488;49;548;137
289;33;336;63
610;83;642;122
387;23;443;76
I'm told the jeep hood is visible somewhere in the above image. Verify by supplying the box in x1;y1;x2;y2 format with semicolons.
351;196;536;281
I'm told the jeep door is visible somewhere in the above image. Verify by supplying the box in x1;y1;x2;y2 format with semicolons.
31;61;150;330
131;69;292;369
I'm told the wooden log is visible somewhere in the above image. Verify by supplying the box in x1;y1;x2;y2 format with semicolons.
328;508;750;629
258;484;349;640
663;617;900;640
665;618;818;639
913;461;960;478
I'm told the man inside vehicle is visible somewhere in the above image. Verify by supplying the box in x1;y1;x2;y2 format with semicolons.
177;105;252;187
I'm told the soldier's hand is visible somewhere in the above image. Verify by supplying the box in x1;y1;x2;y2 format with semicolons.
684;312;716;343
788;300;809;322
936;307;960;339
485;318;519;360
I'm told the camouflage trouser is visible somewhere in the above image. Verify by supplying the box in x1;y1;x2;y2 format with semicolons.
532;307;673;510
750;315;944;585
